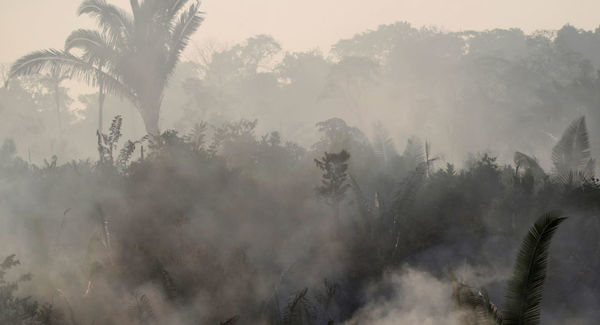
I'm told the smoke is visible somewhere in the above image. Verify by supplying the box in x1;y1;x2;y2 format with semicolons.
344;268;475;325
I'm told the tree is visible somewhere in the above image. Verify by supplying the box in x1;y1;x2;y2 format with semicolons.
315;150;351;230
39;70;70;140
8;0;204;135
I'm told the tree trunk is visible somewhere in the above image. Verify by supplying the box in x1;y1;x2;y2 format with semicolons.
54;84;62;140
139;101;161;136
98;83;105;133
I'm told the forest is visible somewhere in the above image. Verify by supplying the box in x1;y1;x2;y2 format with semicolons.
1;0;600;324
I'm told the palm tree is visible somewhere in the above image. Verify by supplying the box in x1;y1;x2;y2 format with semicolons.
8;0;204;135
39;70;70;140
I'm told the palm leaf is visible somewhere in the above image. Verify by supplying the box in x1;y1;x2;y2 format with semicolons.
65;29;118;66
502;211;566;325
551;116;593;181
513;151;546;180
9;49;135;104
78;0;133;47
165;1;204;78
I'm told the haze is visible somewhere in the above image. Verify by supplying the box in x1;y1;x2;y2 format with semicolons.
2;0;600;62
1;1;600;324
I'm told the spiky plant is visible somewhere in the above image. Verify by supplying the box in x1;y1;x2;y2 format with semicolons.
8;0;204;135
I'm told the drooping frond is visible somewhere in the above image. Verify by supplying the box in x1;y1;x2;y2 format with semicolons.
514;151;546;180
502;211;566;325
65;29;118;66
9;49;135;103
164;0;204;78
78;0;133;47
551;116;594;182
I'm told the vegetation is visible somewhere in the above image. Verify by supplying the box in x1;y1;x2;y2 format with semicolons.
0;113;597;324
7;0;204;134
2;4;600;324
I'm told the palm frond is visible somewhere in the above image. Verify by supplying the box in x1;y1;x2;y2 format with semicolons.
65;29;118;66
78;0;133;47
165;1;203;78
502;211;566;325
551;116;593;181
9;49;135;103
513;151;546;180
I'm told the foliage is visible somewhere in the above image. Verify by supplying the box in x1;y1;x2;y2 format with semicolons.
0;255;62;325
8;0;205;134
502;212;566;325
551;116;595;184
314;150;351;206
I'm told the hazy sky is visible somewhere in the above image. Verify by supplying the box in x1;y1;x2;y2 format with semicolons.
1;0;600;63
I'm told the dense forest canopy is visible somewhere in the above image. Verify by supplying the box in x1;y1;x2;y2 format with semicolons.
1;1;600;324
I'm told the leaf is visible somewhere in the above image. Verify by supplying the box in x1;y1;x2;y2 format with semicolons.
514;151;546;180
502;211;566;325
551;116;594;183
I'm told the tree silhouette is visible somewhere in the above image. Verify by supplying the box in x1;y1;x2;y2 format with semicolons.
315;150;351;230
8;0;204;135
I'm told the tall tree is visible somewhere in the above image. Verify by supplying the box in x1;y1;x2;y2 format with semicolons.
315;150;351;231
39;70;69;140
8;0;204;135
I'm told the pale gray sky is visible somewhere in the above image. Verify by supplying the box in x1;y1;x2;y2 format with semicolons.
1;0;599;63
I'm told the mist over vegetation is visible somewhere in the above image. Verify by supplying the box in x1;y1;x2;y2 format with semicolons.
1;1;600;324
